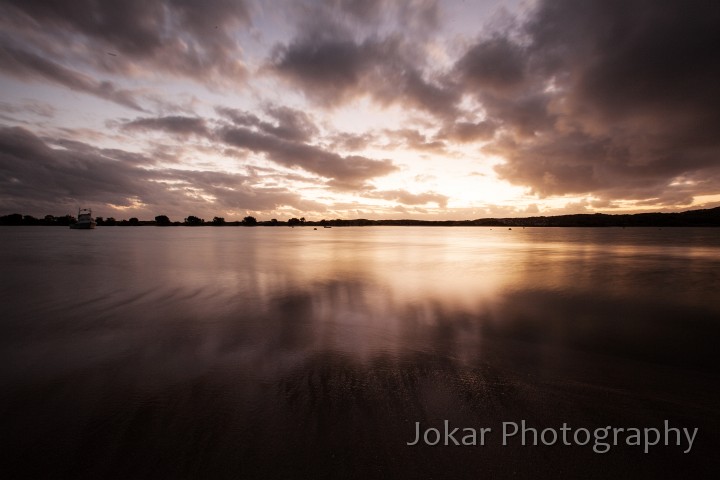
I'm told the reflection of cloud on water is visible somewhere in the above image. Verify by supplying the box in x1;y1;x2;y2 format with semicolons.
226;276;720;374
8;274;720;389
5;280;720;478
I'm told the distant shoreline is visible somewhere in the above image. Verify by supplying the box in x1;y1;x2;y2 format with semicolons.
2;206;719;228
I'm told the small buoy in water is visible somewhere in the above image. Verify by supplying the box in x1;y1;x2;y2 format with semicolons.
314;228;317;230
508;227;512;230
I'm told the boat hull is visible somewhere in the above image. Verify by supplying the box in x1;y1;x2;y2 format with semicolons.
70;222;96;229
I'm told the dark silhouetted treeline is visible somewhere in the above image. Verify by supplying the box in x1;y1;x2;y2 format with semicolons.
0;213;78;226
0;214;150;226
2;207;719;227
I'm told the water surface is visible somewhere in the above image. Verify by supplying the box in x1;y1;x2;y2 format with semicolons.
2;227;719;478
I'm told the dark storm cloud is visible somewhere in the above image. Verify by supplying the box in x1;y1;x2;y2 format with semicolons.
455;0;720;204
439;120;497;143
0;126;159;212
526;0;720;121
269;31;458;117
481;93;553;138
263;105;320;142
121;116;209;137
0;126;320;216
221;126;397;187
0;43;146;111
269;36;383;104
0;0;250;84
455;36;527;94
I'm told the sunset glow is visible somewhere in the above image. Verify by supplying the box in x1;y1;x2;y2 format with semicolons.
1;0;719;220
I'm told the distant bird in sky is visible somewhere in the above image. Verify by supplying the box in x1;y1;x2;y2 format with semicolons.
106;52;117;56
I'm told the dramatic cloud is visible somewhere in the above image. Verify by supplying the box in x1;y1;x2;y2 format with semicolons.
469;0;720;204
439;120;497;143
269;32;458;117
121;116;209;137
118;109;399;188
220;125;397;187
1;0;719;218
0;0;250;84
455;36;527;94
0;43;146;111
0;126;323;217
216;106;319;143
0;126;159;211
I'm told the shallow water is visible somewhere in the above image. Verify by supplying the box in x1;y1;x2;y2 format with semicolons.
2;226;720;478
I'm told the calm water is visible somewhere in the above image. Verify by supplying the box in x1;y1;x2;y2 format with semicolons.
2;226;720;478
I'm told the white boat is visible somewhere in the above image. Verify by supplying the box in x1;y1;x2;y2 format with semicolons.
70;208;97;229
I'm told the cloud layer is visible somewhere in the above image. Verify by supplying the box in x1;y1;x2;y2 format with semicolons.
1;0;719;218
482;0;720;205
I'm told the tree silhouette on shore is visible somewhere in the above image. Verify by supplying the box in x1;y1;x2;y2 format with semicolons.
155;215;171;226
184;216;203;226
3;207;720;228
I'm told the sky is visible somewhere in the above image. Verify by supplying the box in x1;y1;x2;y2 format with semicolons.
1;0;719;221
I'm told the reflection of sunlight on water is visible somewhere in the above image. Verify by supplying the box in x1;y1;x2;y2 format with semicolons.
90;226;715;374
3;226;720;375
266;228;529;308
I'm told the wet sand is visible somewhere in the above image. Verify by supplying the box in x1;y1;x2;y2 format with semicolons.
5;341;719;479
4;287;720;479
